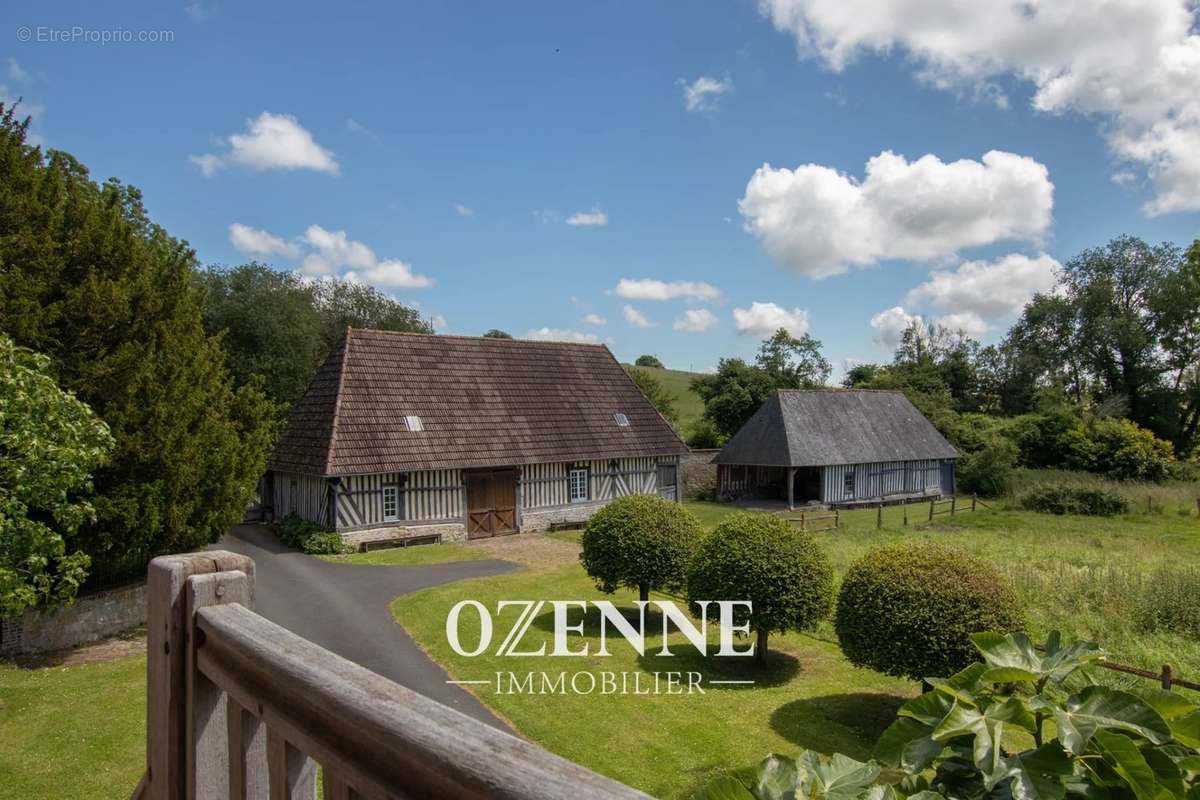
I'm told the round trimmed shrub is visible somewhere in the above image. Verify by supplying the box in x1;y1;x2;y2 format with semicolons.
686;512;833;662
835;543;1023;682
580;494;703;602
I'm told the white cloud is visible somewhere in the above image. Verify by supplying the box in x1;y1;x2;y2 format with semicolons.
191;112;339;176
431;314;448;331
614;278;721;302
303;224;432;289
226;222;432;291
680;75;733;112
870;306;921;350
673;308;720;333
7;58;30;84
623;305;656;328
184;2;207;21
733;302;810;337
453;204;475;217
739;149;1053;277
524;327;601;344
935;312;989;339
582;313;607;326
757;0;1200;215
228;223;301;259
566;209;608;227
905;252;1062;320
345;117;379;142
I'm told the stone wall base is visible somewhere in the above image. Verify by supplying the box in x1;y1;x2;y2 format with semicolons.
520;501;607;532
0;582;147;657
341;521;468;549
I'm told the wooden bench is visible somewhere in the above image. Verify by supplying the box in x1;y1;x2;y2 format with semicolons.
358;533;441;553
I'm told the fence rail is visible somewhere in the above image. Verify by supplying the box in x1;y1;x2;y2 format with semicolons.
132;551;648;800
785;510;840;532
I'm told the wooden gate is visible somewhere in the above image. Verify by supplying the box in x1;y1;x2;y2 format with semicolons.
465;468;518;539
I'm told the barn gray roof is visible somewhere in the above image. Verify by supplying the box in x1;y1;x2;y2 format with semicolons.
713;390;958;467
268;330;688;476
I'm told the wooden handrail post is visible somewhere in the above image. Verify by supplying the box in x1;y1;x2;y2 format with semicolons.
1162;664;1174;691
142;551;256;800
971;495;977;512
929;498;935;522
950;496;957;516
876;504;883;530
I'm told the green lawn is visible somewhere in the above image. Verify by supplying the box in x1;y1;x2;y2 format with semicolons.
392;497;1200;797
624;365;706;431
320;541;488;566
0;656;146;800
392;567;915;799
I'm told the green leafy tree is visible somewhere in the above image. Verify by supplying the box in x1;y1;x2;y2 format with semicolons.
699;631;1200;800
686;512;833;663
580;495;703;603
310;278;430;353
624;366;678;424
1;335;113;616
198;264;429;407
691;358;780;440
482;328;513;339
197;264;325;407
0;103;278;583
756;329;831;388
635;354;663;368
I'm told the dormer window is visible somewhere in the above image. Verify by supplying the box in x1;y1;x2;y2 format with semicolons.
613;413;629;427
404;415;424;432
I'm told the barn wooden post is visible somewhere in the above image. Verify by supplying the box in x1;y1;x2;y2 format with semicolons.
929;499;935;522
876;504;883;530
951;496;957;516
786;467;796;511
799;512;806;532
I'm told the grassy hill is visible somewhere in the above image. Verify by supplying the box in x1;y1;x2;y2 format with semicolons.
623;364;706;432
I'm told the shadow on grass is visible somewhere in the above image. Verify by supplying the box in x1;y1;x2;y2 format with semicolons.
637;644;802;689
769;692;908;754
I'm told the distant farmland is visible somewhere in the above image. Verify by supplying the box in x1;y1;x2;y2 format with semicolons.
623;364;706;431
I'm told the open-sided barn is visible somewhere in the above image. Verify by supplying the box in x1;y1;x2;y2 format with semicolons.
713;389;958;508
264;329;688;547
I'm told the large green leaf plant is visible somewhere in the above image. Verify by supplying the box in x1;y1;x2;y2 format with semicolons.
697;632;1200;800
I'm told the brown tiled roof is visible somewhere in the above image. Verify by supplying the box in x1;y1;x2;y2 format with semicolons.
268;330;689;476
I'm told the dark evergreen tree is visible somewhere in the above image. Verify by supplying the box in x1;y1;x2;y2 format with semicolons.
0;103;278;582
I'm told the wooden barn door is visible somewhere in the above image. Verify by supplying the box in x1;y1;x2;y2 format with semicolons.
465;469;518;539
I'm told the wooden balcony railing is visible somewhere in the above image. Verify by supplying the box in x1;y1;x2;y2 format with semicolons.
131;551;649;799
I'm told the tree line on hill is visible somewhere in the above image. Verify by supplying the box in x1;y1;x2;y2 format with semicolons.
0;104;429;614
670;235;1200;490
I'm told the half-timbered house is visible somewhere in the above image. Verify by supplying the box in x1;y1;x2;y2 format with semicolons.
713;389;958;508
264;330;688;547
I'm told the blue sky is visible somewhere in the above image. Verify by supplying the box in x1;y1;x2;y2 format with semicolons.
6;1;1199;374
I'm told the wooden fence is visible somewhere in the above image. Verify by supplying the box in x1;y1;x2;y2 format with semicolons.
131;551;648;800
785;510;840;532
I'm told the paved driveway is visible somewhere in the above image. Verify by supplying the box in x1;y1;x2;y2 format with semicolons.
215;524;519;729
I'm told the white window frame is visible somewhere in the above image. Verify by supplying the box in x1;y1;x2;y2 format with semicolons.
404;415;424;432
843;471;856;499
568;468;590;503
612;412;629;427
382;485;399;522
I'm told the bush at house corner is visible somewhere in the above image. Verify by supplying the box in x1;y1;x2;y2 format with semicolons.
0;335;113;616
0;103;278;585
